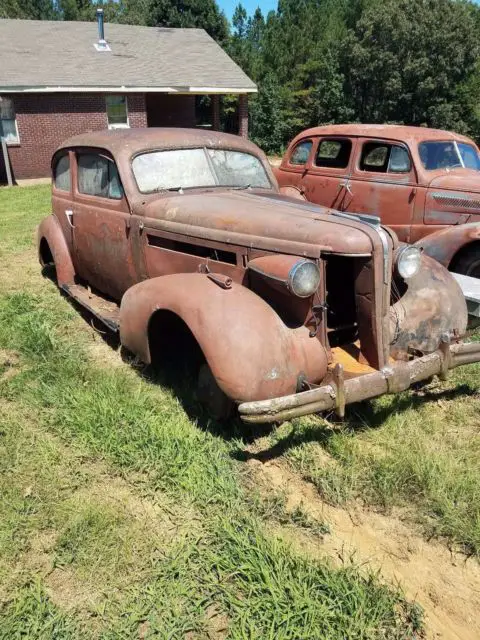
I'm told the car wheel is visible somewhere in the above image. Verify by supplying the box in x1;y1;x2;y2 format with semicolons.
197;363;234;421
451;244;480;278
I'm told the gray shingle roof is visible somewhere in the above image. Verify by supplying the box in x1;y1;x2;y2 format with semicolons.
0;19;256;92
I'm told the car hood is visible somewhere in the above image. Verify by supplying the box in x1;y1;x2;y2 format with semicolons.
140;190;381;257
427;169;480;193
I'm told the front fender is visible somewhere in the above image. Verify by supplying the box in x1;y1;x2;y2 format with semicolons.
414;222;480;268
119;273;328;402
37;215;75;287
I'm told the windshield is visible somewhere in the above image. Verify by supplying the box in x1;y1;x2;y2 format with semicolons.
132;147;272;193
418;140;480;171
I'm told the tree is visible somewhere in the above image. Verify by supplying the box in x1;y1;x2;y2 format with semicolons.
146;0;229;43
0;0;57;19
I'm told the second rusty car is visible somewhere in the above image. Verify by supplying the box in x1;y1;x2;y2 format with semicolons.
275;124;480;277
38;128;480;423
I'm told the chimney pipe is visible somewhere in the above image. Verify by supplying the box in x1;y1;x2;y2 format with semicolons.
96;7;105;43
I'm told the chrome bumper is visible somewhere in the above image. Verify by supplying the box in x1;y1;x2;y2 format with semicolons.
238;339;480;423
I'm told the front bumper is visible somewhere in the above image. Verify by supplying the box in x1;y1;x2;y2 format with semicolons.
238;339;480;423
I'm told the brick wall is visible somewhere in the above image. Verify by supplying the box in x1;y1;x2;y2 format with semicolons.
4;92;147;180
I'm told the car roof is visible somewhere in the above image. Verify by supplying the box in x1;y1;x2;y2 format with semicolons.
291;124;476;148
55;127;263;159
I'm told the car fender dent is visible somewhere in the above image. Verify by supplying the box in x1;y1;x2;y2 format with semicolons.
36;214;75;287
119;273;328;402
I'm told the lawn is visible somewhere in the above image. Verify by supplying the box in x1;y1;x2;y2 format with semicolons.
0;184;479;638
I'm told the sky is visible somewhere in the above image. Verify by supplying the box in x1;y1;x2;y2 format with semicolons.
218;0;278;22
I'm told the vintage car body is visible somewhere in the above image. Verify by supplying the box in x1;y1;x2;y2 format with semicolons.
275;124;480;277
37;128;480;423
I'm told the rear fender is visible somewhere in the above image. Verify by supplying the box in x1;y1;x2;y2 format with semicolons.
414;222;480;268
119;273;328;402
37;215;75;287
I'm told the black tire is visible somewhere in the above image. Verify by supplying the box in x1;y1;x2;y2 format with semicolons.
197;363;234;421
451;243;480;278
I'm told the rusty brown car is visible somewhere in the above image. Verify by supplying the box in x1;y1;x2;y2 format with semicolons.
275;124;480;277
37;128;480;424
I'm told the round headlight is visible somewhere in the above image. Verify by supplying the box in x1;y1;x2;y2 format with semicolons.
396;246;421;280
287;260;321;297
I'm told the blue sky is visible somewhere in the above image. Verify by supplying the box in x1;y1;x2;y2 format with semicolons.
218;0;278;22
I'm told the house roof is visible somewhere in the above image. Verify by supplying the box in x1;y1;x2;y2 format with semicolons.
0;19;256;94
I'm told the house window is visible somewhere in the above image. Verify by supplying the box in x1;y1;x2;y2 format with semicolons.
0;97;20;144
106;95;129;129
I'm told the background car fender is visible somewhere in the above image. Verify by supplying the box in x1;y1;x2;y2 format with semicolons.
37;214;75;287
119;273;328;402
413;222;480;269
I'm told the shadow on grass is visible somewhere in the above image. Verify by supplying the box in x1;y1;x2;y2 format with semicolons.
232;383;477;463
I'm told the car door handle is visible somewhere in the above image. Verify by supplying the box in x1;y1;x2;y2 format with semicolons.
339;179;353;195
65;209;74;228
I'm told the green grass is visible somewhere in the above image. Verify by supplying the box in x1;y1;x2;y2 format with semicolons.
2;182;466;637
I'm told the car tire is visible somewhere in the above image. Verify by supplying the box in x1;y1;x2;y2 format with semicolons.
451;244;480;278
197;363;234;421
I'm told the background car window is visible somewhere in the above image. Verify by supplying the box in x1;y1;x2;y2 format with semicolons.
315;138;352;168
54;154;70;191
289;140;312;165
419;141;480;171
387;146;411;172
78;154;124;199
360;142;411;173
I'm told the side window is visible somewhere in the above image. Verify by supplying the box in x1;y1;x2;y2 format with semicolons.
77;153;124;199
360;142;411;174
289;140;313;165
315;138;352;169
54;154;71;191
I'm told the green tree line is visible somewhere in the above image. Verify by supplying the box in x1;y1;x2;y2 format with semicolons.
2;0;480;153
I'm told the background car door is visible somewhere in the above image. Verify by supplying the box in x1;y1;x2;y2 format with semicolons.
72;151;136;300
275;138;314;194
302;136;356;209
344;139;417;242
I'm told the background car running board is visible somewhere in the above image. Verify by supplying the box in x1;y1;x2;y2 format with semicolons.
61;283;120;333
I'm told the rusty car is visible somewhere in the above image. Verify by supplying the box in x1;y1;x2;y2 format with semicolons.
275;124;480;277
37;128;480;424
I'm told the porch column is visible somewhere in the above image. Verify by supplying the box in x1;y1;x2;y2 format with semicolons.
212;95;221;131
238;94;249;138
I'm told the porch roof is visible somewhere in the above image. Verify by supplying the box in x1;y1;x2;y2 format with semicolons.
0;19;257;94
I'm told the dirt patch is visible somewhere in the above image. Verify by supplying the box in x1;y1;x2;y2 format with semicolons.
0;349;20;382
247;457;480;640
46;567;102;611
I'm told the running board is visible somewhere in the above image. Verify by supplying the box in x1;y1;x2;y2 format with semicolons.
61;284;120;332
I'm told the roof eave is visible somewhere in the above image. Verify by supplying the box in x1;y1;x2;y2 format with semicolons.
0;85;258;94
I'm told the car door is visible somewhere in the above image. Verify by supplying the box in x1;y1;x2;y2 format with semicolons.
275;138;314;195
52;151;74;251
301;136;356;209
343;139;417;242
72;150;137;300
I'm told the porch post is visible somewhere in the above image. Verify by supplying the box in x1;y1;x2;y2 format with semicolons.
238;94;249;138
212;94;221;131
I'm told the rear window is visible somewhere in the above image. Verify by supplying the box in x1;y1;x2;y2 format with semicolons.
315;138;352;169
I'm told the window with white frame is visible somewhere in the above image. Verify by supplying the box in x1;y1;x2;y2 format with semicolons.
0;97;20;144
106;95;129;129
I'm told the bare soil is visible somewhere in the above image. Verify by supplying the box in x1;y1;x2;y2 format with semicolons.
247;457;480;640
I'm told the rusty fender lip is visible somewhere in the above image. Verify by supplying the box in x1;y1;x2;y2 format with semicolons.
238;341;480;424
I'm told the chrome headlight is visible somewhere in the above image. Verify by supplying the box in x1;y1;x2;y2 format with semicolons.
396;246;421;280
287;260;321;297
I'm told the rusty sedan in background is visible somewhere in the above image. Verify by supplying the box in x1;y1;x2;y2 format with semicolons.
275;124;480;277
37;128;480;424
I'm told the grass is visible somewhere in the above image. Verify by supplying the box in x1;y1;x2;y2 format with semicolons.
5;181;479;636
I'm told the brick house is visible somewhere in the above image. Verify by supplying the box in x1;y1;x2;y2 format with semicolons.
0;16;256;182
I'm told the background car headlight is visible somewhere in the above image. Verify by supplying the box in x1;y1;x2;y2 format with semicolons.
396;246;421;279
287;260;321;297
